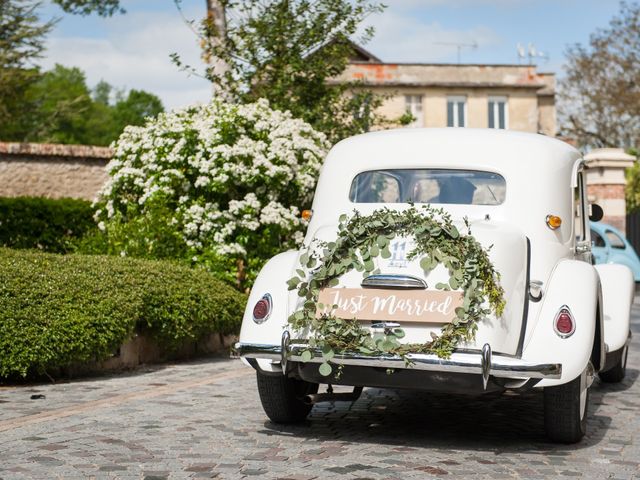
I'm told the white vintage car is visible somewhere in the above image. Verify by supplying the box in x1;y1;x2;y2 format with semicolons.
236;128;634;443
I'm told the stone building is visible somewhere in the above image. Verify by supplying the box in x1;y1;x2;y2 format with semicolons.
338;45;556;136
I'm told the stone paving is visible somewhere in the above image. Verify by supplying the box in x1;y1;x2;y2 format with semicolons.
1;301;640;479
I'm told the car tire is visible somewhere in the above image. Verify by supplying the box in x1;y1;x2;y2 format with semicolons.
544;368;589;443
256;371;318;423
599;345;628;383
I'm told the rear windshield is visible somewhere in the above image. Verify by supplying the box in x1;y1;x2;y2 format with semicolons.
349;169;506;205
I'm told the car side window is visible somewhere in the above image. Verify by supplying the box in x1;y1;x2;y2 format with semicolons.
605;230;626;249
591;229;606;248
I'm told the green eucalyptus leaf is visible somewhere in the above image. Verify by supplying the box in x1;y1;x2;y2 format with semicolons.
419;257;431;271
319;362;332;376
301;350;313;362
322;349;335;361
392;328;406;338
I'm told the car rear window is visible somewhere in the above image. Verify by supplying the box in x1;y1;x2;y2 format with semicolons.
349;169;506;205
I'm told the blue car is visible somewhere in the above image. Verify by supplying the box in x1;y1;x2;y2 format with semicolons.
591;222;640;281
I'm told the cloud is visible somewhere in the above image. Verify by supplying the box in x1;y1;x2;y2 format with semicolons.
363;9;501;63
40;8;213;110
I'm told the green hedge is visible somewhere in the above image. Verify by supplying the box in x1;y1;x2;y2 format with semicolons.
0;197;97;253
0;248;247;379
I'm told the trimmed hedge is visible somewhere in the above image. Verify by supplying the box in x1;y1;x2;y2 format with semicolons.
0;197;97;253
0;248;247;379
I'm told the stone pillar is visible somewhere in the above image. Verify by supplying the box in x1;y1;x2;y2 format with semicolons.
584;148;637;234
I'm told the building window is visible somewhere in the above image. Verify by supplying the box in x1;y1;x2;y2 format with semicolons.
404;95;423;127
488;96;508;129
447;96;466;127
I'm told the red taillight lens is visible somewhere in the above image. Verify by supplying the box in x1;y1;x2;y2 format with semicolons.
554;307;575;337
252;294;272;323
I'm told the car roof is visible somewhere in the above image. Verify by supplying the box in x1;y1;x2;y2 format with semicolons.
326;128;581;178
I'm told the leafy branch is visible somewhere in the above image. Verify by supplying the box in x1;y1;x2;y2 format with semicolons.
286;205;505;378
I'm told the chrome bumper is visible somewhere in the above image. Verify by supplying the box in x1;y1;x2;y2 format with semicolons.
235;332;562;381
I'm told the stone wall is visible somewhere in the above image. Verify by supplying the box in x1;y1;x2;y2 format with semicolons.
0;142;111;201
340;63;556;136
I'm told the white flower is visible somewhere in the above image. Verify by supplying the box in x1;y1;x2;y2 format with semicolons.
95;97;329;264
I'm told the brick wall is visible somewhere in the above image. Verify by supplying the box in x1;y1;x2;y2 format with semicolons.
587;184;625;200
0;142;112;201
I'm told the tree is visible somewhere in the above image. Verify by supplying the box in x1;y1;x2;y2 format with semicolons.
559;1;640;149
625;148;640;212
0;63;164;146
51;0;123;16
173;0;385;143
26;64;94;144
0;0;54;134
112;89;164;129
94;99;329;289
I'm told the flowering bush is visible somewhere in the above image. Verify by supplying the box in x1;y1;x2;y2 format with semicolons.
94;99;329;288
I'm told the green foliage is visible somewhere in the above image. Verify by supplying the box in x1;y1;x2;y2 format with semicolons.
0;0;55;131
287;206;505;378
94;99;328;290
0;64;164;145
0;196;97;253
26;64;94;144
624;148;640;212
0;248;246;379
559;1;640;149
52;0;123;16
174;0;386;143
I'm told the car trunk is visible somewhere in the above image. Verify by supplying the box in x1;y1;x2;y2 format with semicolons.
299;221;528;356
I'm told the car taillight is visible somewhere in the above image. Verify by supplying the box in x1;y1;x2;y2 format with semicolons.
554;306;575;337
252;294;272;324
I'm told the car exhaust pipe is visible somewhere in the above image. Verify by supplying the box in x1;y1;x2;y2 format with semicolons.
303;386;363;405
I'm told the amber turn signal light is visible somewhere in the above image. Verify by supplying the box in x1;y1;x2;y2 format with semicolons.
301;209;313;221
546;215;562;230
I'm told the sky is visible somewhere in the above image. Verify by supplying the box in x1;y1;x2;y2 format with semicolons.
37;0;624;110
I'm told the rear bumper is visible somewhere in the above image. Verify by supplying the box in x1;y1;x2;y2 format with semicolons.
235;332;562;381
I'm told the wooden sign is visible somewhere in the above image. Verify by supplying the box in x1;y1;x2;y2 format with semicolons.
316;288;463;324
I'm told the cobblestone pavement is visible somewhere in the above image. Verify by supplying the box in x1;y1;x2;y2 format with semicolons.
1;302;640;480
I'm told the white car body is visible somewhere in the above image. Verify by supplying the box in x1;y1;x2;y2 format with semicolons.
236;128;633;442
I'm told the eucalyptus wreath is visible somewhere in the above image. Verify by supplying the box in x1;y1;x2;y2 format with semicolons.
286;205;505;377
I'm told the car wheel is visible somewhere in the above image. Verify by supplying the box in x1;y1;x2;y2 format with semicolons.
256;371;318;423
599;345;628;383
544;363;591;443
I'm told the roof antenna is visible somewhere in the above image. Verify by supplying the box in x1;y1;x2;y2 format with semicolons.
517;43;549;65
434;40;478;64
